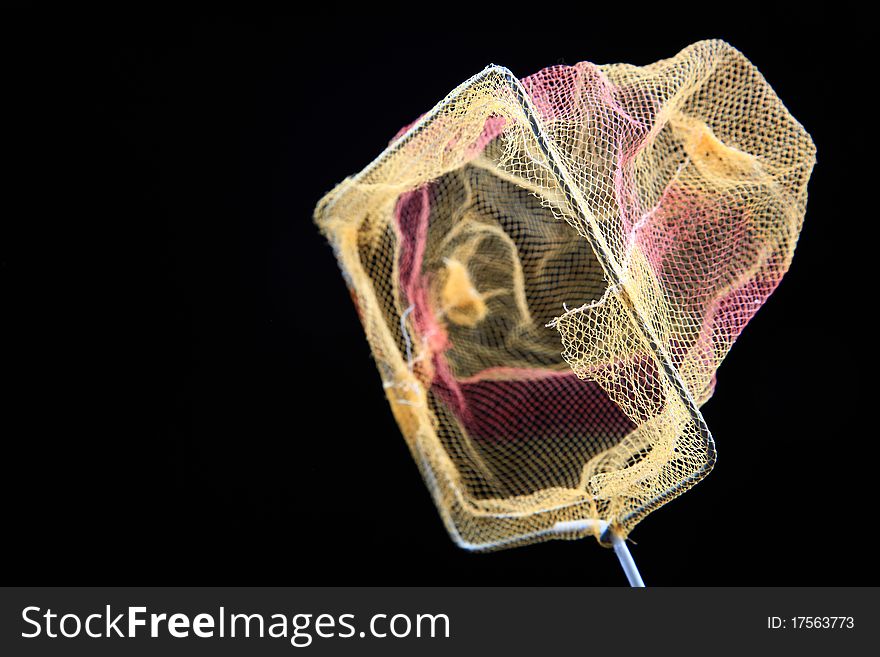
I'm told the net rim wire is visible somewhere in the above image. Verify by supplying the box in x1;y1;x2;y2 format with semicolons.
319;64;716;549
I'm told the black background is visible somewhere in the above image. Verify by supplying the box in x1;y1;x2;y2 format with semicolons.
6;8;872;585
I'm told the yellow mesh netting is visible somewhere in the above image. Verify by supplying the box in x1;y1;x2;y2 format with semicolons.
314;40;815;550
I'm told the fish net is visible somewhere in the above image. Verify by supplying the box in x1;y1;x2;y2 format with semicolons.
314;40;815;551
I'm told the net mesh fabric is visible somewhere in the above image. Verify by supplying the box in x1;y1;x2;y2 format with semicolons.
314;40;815;550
